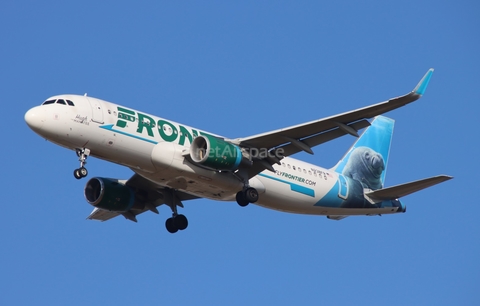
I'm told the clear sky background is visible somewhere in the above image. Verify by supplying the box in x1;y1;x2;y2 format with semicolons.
1;1;478;305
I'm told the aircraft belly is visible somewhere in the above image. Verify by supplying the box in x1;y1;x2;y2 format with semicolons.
254;173;335;214
134;153;244;201
114;138;156;171
134;169;243;201
255;171;401;216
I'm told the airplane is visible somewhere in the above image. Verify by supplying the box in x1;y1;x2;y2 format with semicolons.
24;69;452;233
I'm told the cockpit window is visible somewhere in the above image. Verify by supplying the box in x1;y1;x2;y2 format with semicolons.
42;98;75;106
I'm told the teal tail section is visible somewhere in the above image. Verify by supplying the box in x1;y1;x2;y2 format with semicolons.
332;116;395;190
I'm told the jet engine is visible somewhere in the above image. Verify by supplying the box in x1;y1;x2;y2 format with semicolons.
84;177;136;212
190;135;248;171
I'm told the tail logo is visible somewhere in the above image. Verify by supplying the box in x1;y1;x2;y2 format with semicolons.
342;146;385;190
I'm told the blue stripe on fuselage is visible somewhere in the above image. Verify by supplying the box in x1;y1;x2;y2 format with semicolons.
313;183;344;207
258;173;315;197
100;124;159;144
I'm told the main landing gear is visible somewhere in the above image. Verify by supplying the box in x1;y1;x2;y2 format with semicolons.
236;187;259;207
164;189;188;234
165;214;188;234
74;148;90;179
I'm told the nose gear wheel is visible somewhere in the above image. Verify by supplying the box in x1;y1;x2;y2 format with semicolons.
74;167;88;179
74;148;90;179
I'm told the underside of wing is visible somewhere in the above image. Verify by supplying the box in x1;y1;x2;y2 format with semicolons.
231;69;434;177
86;173;200;222
235;69;433;150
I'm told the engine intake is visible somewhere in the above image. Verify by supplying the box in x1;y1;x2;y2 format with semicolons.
190;135;245;171
84;177;135;212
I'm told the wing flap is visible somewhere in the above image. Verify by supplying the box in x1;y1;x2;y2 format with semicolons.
327;215;349;221
365;175;453;203
275;119;371;157
237;91;420;149
242;120;371;179
87;207;120;221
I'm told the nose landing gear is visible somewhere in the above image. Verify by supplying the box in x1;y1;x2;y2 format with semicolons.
74;148;90;179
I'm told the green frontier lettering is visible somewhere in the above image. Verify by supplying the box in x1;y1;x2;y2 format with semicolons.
157;120;178;142
179;125;198;145
116;107;136;128
137;113;155;137
116;106;203;145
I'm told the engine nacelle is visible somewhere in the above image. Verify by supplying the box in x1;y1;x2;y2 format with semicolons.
190;135;246;171
84;177;135;212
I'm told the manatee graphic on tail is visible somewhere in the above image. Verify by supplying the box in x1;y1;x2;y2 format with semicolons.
343;147;385;190
333;116;394;190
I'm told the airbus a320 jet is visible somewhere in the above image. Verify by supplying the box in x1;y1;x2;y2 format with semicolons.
25;69;451;233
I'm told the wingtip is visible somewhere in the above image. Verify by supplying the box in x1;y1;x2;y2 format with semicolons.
413;68;434;96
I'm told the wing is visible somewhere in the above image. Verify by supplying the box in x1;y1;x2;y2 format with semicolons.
87;173;199;222
231;69;434;177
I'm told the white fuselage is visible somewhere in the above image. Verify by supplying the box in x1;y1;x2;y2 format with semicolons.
25;94;400;216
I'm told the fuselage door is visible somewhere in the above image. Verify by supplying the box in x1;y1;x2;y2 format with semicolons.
338;174;348;199
86;97;104;124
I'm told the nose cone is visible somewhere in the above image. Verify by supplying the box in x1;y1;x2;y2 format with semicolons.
25;106;46;132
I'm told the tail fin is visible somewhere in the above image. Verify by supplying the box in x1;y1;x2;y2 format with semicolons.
332;116;394;190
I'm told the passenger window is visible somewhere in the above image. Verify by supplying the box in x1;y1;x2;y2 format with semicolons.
42;100;56;105
56;99;66;105
66;100;75;106
143;118;155;127
287;164;291;169
308;171;312;175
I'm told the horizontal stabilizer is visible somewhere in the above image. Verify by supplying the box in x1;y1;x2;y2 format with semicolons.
365;175;452;203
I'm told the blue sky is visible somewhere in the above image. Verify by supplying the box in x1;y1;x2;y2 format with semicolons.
1;1;478;305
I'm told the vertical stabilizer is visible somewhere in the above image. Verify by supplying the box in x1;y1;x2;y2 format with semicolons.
332;116;394;190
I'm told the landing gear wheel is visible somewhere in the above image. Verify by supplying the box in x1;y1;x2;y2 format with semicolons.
73;167;88;179
74;169;82;180
174;214;188;230
236;191;249;207
79;167;88;177
165;217;178;234
244;187;259;203
74;148;90;180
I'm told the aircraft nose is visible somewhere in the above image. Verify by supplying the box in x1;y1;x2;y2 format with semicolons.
25;106;46;131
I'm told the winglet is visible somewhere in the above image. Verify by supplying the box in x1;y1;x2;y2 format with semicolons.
413;68;434;95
